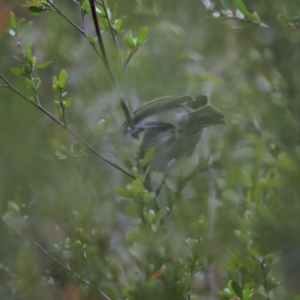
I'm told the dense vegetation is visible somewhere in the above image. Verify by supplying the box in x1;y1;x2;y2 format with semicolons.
1;1;300;299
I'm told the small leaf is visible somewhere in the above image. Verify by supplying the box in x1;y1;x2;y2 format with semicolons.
114;19;122;32
125;35;136;49
96;5;106;18
81;1;90;13
52;244;61;252
10;11;17;30
102;19;110;31
248;11;260;22
243;287;251;300
231;280;243;299
119;53;127;59
35;60;52;69
20;21;33;37
140;147;156;167
64;97;73;108
23;65;31;77
86;35;97;45
114;186;132;198
252;11;260;22
220;0;229;9
17;18;26;30
131;178;144;197
32;77;41;90
54;102;62;115
136;27;148;46
58;69;67;89
233;0;250;17
10;67;25;77
25;78;34;89
52;75;58;86
29;6;44;16
25;49;33;65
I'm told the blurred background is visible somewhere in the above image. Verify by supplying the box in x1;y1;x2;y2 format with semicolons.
1;0;300;299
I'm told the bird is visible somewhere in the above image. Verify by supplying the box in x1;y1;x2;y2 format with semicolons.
122;95;225;172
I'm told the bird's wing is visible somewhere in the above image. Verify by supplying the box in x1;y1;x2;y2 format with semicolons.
134;95;192;123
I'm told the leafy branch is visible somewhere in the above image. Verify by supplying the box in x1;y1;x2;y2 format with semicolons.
201;0;269;29
0;73;134;178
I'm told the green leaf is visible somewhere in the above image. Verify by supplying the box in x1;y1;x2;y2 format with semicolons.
131;178;144;197
9;11;17;30
114;19;122;32
233;0;250;17
54;102;62;115
23;65;31;77
17;18;26;30
251;11;261;22
246;12;260;23
10;67;25;77
220;0;229;9
125;35;136;49
23;34;33;52
102;19;110;31
20;21;33;37
140;147;156;167
35;61;52;69
29;6;45;15
58;69;68;89
52;75;58;86
96;5;107;18
32;77;41;90
119;53;127;60
231;280;243;299
86;35;97;45
64;97;73;108
25;49;33;65
25;78;34;89
114;186;132;198
81;1;90;13
136;27;148;46
243;287;251;300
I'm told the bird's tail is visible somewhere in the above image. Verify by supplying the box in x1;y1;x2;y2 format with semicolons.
189;104;226;128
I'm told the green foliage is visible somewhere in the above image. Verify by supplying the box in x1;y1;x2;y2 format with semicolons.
1;0;300;299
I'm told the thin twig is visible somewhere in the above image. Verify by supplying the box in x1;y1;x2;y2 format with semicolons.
35;242;111;300
88;0;135;130
0;73;134;179
46;0;102;58
16;38;41;106
46;0;85;34
67;153;96;158
101;1;124;69
205;7;269;29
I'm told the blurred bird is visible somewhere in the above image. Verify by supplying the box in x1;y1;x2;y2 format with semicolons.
122;95;225;172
